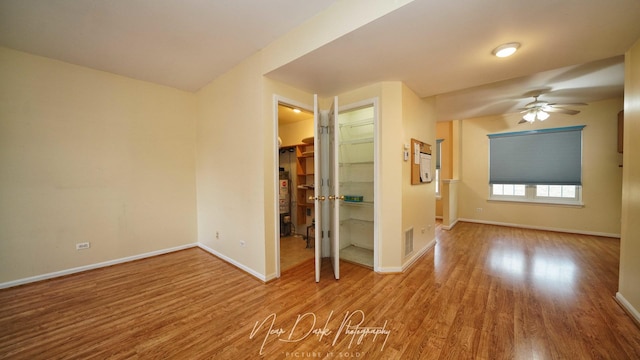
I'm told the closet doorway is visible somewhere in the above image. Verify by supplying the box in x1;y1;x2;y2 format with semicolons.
276;100;315;273
309;97;379;278
336;101;377;269
274;96;379;280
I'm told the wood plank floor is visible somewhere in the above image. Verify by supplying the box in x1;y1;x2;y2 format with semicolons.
280;235;314;271
1;222;639;359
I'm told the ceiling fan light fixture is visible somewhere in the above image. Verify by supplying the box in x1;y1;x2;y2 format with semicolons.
518;95;584;125
492;42;520;58
536;110;550;121
523;110;536;122
522;109;549;123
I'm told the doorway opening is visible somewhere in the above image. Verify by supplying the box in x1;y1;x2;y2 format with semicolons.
274;96;378;279
276;99;315;274
336;102;376;269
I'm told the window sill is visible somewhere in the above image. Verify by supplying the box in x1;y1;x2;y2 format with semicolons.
487;198;584;208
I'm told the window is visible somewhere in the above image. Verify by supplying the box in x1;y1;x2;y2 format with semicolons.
490;184;581;204
492;184;526;197
488;126;584;205
535;185;580;202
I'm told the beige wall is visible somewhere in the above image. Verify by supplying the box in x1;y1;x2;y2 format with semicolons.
196;54;271;278
458;98;624;236
435;121;454;217
441;180;459;228
618;38;640;319
279;119;314;147
0;47;198;283
198;70;316;280
401;86;437;267
376;82;406;270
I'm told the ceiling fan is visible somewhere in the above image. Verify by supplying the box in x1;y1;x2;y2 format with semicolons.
518;95;587;124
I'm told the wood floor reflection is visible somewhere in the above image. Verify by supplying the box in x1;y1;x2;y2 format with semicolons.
280;235;314;271
1;222;639;359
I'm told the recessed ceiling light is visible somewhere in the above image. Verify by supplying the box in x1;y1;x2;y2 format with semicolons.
293;108;301;113
492;42;520;58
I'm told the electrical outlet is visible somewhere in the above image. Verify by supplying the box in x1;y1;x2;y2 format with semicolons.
421;227;426;234
216;231;219;239
428;224;432;231
76;242;90;250
240;241;246;247
476;207;483;213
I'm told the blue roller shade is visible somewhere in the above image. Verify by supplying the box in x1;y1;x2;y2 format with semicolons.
488;126;585;185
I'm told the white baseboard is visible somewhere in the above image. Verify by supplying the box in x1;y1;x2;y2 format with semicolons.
0;243;198;289
616;292;640;326
441;219;459;230
197;243;267;282
402;238;436;272
458;218;621;238
377;237;437;274
377;266;403;273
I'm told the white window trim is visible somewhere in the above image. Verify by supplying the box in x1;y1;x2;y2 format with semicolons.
435;168;441;199
489;184;584;207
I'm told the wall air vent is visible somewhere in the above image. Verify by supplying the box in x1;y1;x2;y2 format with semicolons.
405;227;414;257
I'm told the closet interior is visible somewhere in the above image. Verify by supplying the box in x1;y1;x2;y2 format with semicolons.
278;101;376;271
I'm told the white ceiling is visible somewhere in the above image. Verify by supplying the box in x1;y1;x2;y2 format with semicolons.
0;0;338;92
267;0;640;120
2;0;640;121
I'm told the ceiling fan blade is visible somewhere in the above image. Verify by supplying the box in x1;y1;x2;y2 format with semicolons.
517;95;586;118
547;102;588;107
544;108;580;115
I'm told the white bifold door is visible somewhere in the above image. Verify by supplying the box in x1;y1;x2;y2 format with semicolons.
312;96;376;282
313;95;322;282
328;97;340;280
312;96;340;282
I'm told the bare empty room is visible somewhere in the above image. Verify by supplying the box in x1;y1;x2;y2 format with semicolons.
2;1;640;358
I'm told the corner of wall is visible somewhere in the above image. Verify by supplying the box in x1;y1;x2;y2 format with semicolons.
618;36;640;318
